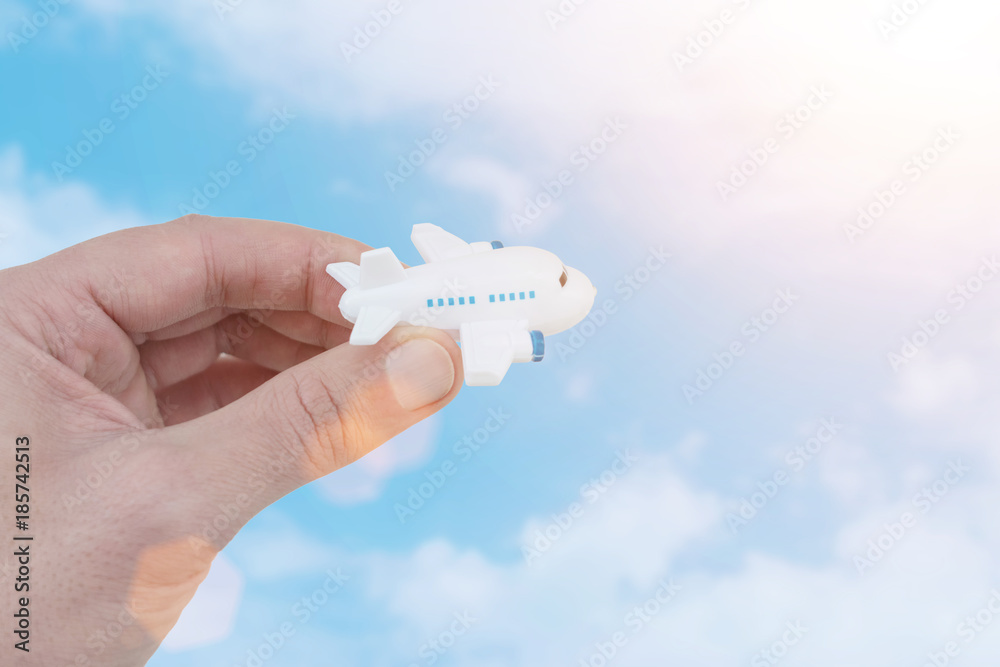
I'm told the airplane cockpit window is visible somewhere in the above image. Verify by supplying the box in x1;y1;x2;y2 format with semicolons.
559;269;568;287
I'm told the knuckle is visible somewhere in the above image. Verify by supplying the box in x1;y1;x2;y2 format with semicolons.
276;370;356;476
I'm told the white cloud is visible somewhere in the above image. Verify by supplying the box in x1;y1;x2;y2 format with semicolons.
564;370;594;403
316;415;441;505
70;0;1000;343
232;510;342;581
436;156;537;236
672;431;708;465
0;145;148;270
161;554;244;652
352;451;725;663
889;355;979;414
819;439;887;509
337;448;1000;666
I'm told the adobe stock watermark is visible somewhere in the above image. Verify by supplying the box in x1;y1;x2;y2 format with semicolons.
682;289;799;405
521;449;638;565
920;589;1000;667
59;398;180;512
853;459;969;575
213;0;247;20
555;246;670;361
179;107;295;214
511;117;627;233
234;568;350;667
877;0;932;40
578;579;681;667
751;621;808;667
672;0;755;72
51;65;169;181
6;0;71;54
546;0;590;30
717;85;834;202
404;277;467;328
887;256;999;371
385;76;501;191
341;0;411;63
188;465;274;556
406;611;477;667
727;419;843;534
394;408;512;523
844;127;959;243
19;268;136;388
73;601;150;666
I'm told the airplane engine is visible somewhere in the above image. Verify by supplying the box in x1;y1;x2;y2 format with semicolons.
506;329;545;364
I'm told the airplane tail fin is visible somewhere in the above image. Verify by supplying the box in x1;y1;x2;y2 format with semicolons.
326;247;407;291
359;247;407;290
326;262;361;289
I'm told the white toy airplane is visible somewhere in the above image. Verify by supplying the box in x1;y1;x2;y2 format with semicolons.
326;224;596;386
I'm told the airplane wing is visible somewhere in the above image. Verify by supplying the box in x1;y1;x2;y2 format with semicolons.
350;306;402;345
411;223;474;263
459;320;544;386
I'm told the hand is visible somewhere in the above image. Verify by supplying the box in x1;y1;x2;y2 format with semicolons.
0;214;462;666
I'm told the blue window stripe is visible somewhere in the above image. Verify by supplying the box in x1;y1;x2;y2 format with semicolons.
438;299;444;307
470;296;476;304
529;291;535;299
500;294;505;302
448;298;455;306
459;297;465;305
489;294;495;303
427;299;433;307
519;292;525;300
509;292;515;301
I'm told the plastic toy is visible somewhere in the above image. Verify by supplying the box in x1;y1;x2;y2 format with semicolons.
326;224;596;386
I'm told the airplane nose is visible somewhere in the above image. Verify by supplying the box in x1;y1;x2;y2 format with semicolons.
565;266;596;309
544;264;596;334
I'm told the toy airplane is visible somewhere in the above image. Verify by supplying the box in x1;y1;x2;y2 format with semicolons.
326;224;596;386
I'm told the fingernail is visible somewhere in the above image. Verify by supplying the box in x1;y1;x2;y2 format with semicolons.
387;338;455;411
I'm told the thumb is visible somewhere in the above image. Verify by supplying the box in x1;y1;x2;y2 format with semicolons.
165;326;461;545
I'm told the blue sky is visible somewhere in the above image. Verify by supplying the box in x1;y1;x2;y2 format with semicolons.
4;1;1000;665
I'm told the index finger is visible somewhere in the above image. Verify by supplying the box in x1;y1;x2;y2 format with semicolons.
50;214;370;333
